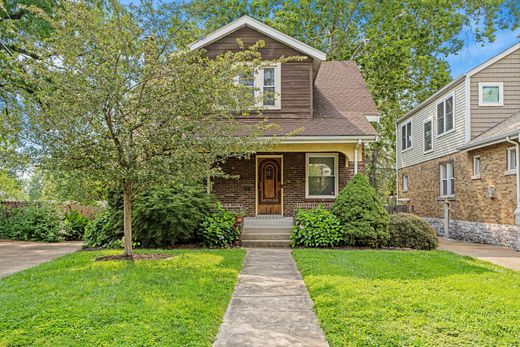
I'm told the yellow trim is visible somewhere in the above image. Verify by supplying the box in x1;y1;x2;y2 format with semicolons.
267;143;356;166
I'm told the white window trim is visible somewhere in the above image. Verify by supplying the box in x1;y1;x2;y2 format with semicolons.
505;147;517;175
439;162;455;198
423;118;433;154
472;155;481;179
305;153;339;199
401;120;412;152
257;63;281;110
478;82;504;106
402;175;409;192
436;93;456;138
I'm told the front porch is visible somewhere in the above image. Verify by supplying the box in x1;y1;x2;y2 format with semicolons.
212;149;362;217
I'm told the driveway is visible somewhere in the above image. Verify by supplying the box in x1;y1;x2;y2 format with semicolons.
439;238;520;271
0;240;83;279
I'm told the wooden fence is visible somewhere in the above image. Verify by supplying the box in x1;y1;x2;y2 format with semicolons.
0;201;102;219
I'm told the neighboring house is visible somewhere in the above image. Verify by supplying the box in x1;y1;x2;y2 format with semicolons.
190;16;379;218
396;42;520;250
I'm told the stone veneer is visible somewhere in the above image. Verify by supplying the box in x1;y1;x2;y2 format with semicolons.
399;142;519;249
212;152;362;217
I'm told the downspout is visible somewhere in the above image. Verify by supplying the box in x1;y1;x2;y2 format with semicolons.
354;139;361;175
506;134;520;228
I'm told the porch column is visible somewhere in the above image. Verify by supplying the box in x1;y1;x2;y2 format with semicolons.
354;140;361;175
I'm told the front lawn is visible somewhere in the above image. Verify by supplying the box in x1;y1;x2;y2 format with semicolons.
0;249;245;346
293;249;520;346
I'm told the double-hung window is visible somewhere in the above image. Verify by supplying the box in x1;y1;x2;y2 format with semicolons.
440;162;454;197
437;95;454;136
401;120;412;151
423;119;433;153
507;147;517;173
306;153;338;198
237;63;281;109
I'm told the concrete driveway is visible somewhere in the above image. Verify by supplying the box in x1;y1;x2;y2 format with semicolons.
0;240;83;279
439;238;520;271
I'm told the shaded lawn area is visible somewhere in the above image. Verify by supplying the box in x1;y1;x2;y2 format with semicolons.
0;249;245;346
293;249;520;346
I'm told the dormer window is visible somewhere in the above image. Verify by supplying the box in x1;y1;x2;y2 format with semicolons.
237;63;281;109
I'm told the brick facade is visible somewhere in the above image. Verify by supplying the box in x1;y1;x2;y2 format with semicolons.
398;142;517;225
213;152;363;217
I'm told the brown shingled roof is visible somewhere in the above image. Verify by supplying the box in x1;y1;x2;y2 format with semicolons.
236;61;379;137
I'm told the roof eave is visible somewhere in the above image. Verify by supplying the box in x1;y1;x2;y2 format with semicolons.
459;131;519;151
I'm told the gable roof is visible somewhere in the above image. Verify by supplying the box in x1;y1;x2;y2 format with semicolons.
397;41;520;124
459;111;520;150
190;15;327;61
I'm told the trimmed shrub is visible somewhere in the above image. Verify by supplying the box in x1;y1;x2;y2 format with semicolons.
0;203;66;242
63;210;90;240
132;188;214;248
388;213;439;250
332;174;390;247
200;203;239;247
291;207;342;247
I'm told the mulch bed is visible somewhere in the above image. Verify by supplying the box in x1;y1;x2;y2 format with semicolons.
95;254;173;261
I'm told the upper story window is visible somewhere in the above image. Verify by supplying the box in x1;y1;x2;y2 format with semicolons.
423;119;433;153
440;162;454;197
507;147;517;173
306;153;338;198
237;63;281;109
401;120;412;151
479;82;503;106
436;95;454;136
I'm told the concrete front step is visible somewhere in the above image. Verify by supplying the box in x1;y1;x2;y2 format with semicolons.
243;217;294;227
242;233;291;241
241;240;291;248
243;226;293;234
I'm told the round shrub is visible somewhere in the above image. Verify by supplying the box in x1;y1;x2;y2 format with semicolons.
291;207;342;247
200;203;239;247
332;174;390;248
388;213;439;250
132;188;214;248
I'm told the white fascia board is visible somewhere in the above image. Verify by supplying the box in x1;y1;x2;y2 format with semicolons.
365;115;380;123
190;15;327;61
267;135;377;144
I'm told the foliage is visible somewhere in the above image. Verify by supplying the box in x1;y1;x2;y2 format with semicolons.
63;210;90;241
387;213;438;250
332;174;390;247
132;188;214;248
0;203;65;242
200;203;239;247
291;207;342;248
83;191;124;248
0;249;246;346
0;170;25;200
293;249;520;345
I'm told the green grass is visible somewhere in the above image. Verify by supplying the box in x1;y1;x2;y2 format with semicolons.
293;249;520;346
0;249;245;347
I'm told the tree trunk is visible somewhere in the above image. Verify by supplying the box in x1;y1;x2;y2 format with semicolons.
123;182;133;256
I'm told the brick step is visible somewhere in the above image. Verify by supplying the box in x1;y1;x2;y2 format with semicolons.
241;240;291;248
243;226;293;234
241;233;292;241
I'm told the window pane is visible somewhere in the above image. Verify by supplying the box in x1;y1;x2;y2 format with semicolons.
445;97;454;131
447;163;453;179
449;178;455;195
263;86;275;106
263;68;275;86
509;149;517;170
442;179;447;196
483;86;500;103
406;123;412;148
308;177;335;196
445;97;453;114
402;125;407;149
309;157;335;176
424;121;432;151
474;157;480;175
437;103;444;134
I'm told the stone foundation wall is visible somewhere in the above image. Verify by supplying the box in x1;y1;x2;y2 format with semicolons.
424;217;520;250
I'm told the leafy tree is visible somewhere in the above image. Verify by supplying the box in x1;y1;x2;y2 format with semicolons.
14;0;272;255
0;170;24;199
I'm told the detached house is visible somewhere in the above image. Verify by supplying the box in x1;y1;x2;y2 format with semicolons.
190;16;379;224
396;42;520;250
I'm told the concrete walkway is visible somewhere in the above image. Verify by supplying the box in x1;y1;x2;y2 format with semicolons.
439;238;520;271
214;248;328;347
0;240;83;279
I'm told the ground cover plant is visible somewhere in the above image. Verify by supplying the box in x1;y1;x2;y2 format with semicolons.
0;249;245;346
291;207;342;247
293;249;520;346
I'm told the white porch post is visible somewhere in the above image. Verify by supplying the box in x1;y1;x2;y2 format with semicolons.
354;139;361;175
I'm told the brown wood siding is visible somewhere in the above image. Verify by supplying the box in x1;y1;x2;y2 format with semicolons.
204;26;313;119
470;49;520;139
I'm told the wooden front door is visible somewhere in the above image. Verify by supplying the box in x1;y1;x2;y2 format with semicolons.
257;157;282;215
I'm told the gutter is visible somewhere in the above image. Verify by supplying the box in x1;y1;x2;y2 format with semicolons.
506;134;520;226
459;131;519;151
268;135;378;144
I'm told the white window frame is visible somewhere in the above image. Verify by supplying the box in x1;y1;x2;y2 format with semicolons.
436;93;455;137
479;82;503;106
439;162;455;197
401;120;412;152
423;118;433;154
402;175;409;192
506;147;517;175
257;63;282;109
472;155;481;179
305;153;339;199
